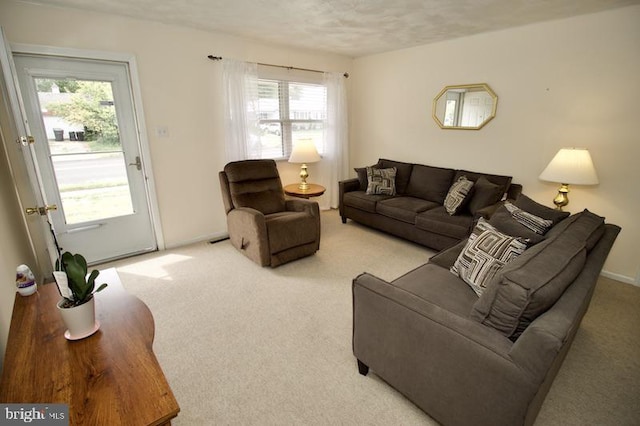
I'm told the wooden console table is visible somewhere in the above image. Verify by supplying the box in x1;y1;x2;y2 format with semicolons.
0;268;179;425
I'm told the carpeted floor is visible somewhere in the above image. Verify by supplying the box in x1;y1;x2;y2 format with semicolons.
99;209;640;425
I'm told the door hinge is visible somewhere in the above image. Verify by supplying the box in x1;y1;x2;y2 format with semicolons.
17;136;35;146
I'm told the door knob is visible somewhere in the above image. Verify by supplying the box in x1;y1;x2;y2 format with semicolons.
25;205;58;216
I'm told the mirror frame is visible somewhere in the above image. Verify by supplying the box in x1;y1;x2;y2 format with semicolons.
432;83;498;130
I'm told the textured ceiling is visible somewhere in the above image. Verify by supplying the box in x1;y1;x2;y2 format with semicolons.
16;0;640;57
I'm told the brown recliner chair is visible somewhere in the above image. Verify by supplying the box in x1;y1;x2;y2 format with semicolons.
219;159;321;267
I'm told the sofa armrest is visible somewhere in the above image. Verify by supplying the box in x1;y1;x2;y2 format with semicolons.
340;177;361;193
507;183;523;201
474;202;502;219
339;178;361;219
353;273;538;426
227;207;270;266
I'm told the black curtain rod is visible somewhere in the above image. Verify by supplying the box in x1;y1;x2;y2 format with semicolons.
207;55;349;78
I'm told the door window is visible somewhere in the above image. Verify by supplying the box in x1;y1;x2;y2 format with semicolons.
36;78;135;224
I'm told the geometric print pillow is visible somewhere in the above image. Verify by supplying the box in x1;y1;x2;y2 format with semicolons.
366;167;397;195
444;175;474;215
504;201;553;235
451;218;529;296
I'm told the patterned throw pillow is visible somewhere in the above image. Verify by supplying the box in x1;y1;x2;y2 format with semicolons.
451;218;528;296
504;201;553;235
366;167;397;195
444;176;474;215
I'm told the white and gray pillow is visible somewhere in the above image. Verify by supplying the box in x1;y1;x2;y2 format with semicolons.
444;176;474;215
504;201;553;235
366;167;397;195
451;218;528;296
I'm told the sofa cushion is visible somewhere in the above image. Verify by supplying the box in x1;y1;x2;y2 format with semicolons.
454;170;512;199
429;240;467;269
377;159;413;194
503;201;553;234
467;176;504;215
392;263;479;318
366;167;397;195
376;197;440;224
405;164;455;204
451;219;528;297
471;209;605;339
514;194;569;226
489;205;546;245
415;206;474;239
444;176;474;215
265;211;317;253
343;191;393;213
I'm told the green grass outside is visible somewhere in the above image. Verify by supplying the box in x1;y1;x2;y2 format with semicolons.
60;185;133;224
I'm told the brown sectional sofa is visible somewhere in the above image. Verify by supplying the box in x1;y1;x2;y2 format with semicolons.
339;159;523;251
352;205;621;426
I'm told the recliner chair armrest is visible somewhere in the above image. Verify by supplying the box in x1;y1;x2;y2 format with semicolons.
227;207;270;266
285;198;320;217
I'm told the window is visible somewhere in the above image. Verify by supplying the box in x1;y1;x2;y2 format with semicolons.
257;79;327;159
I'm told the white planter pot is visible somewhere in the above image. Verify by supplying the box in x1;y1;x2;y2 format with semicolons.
57;297;99;340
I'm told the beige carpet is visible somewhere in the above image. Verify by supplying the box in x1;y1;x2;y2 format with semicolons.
99;210;640;425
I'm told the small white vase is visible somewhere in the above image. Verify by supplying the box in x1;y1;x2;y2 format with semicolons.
57;297;99;340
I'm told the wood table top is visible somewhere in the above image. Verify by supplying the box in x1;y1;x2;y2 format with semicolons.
284;183;326;198
0;268;179;425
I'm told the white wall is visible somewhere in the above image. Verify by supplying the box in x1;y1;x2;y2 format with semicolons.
1;1;637;282
350;6;640;282
0;0;351;249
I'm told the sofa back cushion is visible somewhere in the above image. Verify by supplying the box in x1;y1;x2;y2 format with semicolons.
467;176;505;215
454;170;512;197
224;159;285;215
405;164;455;203
470;209;605;340
377;159;413;194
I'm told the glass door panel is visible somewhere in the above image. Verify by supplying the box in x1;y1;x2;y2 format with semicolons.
36;78;134;225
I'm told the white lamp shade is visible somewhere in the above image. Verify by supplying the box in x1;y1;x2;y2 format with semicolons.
289;139;321;164
539;148;599;185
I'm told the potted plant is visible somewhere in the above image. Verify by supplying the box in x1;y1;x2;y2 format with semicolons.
54;252;108;340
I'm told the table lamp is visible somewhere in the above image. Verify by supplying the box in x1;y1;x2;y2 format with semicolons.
539;148;599;211
288;139;321;190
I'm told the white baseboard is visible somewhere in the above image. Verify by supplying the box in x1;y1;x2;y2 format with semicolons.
164;231;229;250
601;270;639;287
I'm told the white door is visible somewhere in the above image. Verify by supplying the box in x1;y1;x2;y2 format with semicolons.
0;28;58;276
13;54;156;264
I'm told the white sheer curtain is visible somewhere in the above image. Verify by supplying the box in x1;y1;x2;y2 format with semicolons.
318;72;349;210
222;59;260;162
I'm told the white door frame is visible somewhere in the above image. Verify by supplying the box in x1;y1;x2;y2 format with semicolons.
11;42;165;253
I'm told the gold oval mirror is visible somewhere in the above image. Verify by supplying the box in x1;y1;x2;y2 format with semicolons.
432;83;498;130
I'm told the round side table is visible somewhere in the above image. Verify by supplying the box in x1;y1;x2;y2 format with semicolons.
284;183;326;199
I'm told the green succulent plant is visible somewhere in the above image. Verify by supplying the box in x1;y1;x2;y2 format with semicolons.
56;252;108;307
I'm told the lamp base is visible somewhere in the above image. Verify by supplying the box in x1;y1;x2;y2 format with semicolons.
298;163;310;190
553;183;570;211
